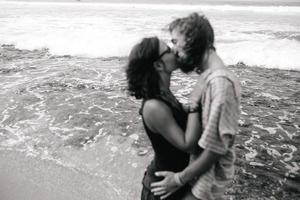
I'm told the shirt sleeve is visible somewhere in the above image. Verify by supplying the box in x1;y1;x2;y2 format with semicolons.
198;77;240;155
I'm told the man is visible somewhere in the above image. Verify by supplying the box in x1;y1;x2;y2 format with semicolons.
151;13;241;200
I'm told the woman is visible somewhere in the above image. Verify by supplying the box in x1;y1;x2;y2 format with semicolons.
126;37;202;200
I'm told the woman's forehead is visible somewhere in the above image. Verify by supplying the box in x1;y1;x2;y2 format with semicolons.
159;40;167;49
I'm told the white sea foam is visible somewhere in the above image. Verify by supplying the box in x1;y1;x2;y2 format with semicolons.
0;1;300;70
218;38;300;70
282;144;297;162
245;147;258;161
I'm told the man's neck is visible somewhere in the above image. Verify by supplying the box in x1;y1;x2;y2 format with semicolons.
204;50;224;71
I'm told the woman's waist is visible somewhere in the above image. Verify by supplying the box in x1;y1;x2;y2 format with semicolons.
151;156;188;171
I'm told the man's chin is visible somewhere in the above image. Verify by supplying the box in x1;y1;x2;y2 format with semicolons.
177;57;194;73
178;63;195;73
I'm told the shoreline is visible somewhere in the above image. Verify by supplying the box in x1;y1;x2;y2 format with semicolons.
1;44;299;72
1;44;300;199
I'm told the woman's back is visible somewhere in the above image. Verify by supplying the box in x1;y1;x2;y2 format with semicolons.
140;98;189;200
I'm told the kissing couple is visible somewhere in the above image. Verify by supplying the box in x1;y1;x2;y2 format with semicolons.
126;12;241;200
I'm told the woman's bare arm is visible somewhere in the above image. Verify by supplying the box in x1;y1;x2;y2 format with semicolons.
143;99;201;153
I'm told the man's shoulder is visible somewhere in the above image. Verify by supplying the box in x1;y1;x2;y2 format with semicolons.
202;70;241;104
207;68;238;84
207;68;240;93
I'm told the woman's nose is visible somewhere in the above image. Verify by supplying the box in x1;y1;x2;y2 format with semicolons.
171;47;179;57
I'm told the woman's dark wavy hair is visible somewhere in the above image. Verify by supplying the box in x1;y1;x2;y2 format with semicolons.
126;37;161;99
169;12;215;73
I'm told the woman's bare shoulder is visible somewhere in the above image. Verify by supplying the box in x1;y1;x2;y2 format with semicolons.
143;99;169;114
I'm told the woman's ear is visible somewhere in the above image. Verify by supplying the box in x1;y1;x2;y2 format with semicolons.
153;60;165;72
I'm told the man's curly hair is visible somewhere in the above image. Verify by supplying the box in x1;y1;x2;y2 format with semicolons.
169;12;215;73
126;37;161;99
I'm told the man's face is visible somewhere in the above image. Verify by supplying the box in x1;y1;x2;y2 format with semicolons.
170;28;187;60
170;28;194;73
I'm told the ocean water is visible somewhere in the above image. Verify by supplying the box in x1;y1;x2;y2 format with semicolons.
1;1;300;70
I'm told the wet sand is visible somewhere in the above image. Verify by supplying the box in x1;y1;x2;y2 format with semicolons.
0;44;299;199
0;150;119;200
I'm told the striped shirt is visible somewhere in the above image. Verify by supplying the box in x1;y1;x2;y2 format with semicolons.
189;67;241;200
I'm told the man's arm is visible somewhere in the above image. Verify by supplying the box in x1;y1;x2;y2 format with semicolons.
178;149;220;184
151;148;220;199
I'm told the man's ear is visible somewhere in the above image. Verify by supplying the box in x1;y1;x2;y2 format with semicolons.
153;60;165;72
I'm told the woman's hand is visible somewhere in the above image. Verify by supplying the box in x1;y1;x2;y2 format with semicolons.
150;171;181;199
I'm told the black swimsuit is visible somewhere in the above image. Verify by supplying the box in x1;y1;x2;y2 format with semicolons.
140;98;190;200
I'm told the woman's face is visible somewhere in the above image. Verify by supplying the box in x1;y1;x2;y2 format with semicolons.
158;40;179;73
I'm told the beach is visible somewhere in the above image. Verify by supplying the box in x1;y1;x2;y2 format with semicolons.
0;45;299;199
0;0;300;199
